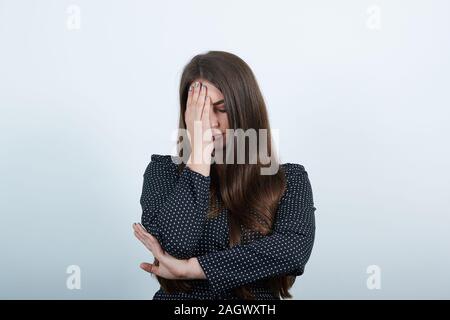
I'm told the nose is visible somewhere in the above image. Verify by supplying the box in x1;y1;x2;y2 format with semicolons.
209;111;220;129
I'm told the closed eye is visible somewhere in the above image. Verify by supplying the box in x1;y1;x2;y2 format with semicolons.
212;99;226;113
215;108;227;113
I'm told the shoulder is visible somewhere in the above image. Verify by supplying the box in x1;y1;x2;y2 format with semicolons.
280;162;306;176
280;162;308;184
150;153;180;165
143;153;180;176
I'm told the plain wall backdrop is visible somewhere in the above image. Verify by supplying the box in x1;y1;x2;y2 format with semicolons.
1;0;449;299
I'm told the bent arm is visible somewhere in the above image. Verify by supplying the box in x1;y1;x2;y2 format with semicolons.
196;165;316;295
140;155;211;259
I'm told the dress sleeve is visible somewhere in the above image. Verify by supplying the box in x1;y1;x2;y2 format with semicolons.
196;163;316;295
140;154;211;259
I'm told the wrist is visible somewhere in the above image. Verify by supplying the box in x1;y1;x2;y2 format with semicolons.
186;257;207;280
186;155;211;177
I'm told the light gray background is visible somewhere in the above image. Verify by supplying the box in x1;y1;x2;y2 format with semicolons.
1;0;449;299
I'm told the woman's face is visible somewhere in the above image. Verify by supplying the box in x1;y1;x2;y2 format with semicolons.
190;78;229;148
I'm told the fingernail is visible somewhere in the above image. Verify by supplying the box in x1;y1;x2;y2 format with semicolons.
189;85;193;91
194;82;199;88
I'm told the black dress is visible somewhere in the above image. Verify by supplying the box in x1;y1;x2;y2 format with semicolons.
140;154;316;300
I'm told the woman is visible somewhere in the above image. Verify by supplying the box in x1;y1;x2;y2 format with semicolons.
133;51;316;300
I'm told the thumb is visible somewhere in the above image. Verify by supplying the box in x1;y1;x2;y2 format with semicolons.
140;262;159;276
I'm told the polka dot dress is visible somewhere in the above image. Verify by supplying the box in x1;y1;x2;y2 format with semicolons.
140;154;316;300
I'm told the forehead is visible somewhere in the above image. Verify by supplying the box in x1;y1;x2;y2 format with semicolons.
192;78;223;99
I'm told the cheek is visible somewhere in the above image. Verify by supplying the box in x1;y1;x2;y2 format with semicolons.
219;113;229;129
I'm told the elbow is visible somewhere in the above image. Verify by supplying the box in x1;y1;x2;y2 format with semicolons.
290;228;315;271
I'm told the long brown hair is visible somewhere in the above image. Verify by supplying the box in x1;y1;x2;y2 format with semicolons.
156;51;295;299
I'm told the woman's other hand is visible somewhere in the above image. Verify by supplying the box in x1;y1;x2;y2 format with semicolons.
133;223;206;280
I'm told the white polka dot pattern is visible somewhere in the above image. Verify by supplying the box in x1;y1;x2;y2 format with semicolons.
140;154;211;259
140;154;316;299
196;162;316;296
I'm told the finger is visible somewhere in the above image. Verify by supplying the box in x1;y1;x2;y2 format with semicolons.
133;222;144;233
134;223;147;236
135;223;153;240
147;236;165;258
192;81;201;105
134;224;150;244
138;228;164;257
197;83;207;110
134;230;153;250
195;84;207;124
202;95;211;124
140;262;154;274
133;228;146;243
140;263;160;277
137;223;157;243
186;83;194;110
135;234;157;258
134;227;165;259
134;230;151;248
134;224;164;256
